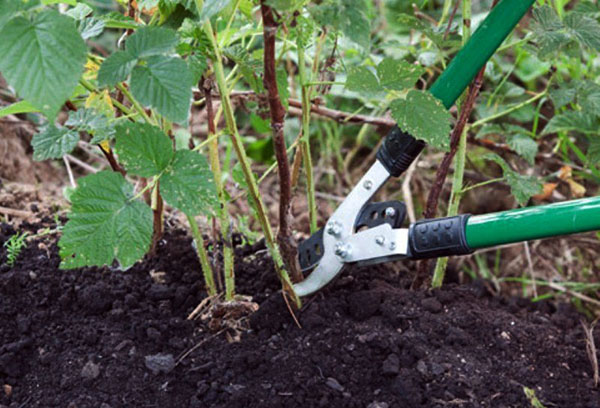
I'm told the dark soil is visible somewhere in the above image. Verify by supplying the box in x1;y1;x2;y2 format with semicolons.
1;220;599;408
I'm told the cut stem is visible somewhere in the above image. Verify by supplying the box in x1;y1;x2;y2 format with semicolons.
187;214;217;296
203;20;300;306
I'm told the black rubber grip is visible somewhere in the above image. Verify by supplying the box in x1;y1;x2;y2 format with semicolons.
408;215;472;259
376;126;426;177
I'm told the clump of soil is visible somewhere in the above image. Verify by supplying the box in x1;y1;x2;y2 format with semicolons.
0;221;598;408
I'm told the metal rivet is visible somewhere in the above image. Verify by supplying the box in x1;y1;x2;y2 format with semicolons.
363;180;373;190
334;243;351;258
389;241;396;250
326;221;342;236
375;235;385;245
384;207;396;218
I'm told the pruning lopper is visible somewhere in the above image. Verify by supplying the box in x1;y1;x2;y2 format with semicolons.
293;0;600;297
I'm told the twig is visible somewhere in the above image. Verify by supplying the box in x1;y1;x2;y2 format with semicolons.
175;329;225;366
443;0;461;40
282;291;302;329
65;154;99;173
0;206;33;219
261;1;302;283
523;241;537;298
402;158;419;223
62;156;77;188
581;318;599;388
288;99;394;127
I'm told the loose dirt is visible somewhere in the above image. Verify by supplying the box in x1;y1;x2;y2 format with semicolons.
0;220;598;408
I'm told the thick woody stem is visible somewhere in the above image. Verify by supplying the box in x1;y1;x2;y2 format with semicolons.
261;1;302;283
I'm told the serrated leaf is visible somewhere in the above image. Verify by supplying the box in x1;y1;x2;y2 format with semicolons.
0;0;19;30
376;58;424;91
130;55;194;123
59;171;153;269
78;17;105;40
587;137;600;165
532;6;571;59
0;10;87;120
66;108;115;143
31;126;79;161
397;14;446;49
98;51;138;87
542;111;599;134
188;53;208;83
126;26;178;58
200;0;231;21
160;150;218;215
506;172;543;206
549;84;576;109
65;3;93;20
485;154;542;205
506;133;538;165
577;81;600;116
389;90;451;151
99;12;141;30
0;100;38;118
265;0;304;11
115;122;174;177
310;0;370;49
345;66;381;95
564;12;600;51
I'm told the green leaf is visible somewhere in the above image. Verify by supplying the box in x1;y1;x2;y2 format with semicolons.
345;66;381;95
542;111;599;134
65;3;93;20
99;12;141;30
485;154;542;205
42;0;77;5
114;122;174;177
397;14;446;49
531;6;571;58
188;53;208;83
265;0;304;11
0;10;87;120
310;0;371;49
587;137;600;165
577;81;600;116
160;150;218;215
199;0;231;21
0;0;20;30
564;12;600;51
78;17;105;40
506;133;538;165
126;26;178;58
130;55;194;123
389;90;451;151
549;84;576;109
376;58;424;91
59;171;153;269
31;126;79;161
0;100;38;118
66;108;115;143
98;51;138;87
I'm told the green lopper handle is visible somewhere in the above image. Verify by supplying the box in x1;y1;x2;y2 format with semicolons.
429;0;536;109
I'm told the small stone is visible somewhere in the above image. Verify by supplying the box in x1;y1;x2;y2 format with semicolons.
325;377;344;392
382;354;400;375
420;298;442;313
367;402;389;408
81;361;100;380
145;353;175;375
416;360;428;377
